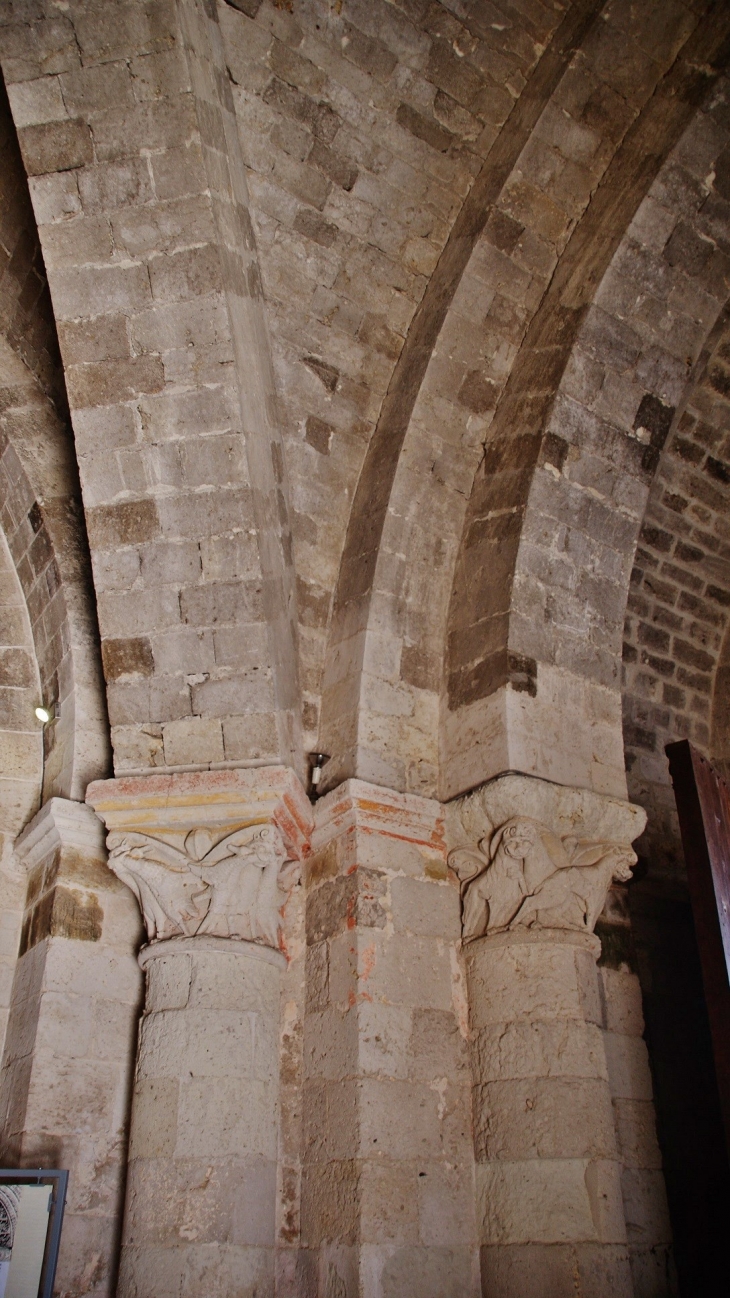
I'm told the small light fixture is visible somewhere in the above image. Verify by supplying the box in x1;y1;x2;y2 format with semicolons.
35;703;55;724
308;752;330;799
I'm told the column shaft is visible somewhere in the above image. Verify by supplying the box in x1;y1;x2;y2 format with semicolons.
468;930;632;1296
119;937;284;1296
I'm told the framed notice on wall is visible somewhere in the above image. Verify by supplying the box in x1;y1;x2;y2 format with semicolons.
0;1172;67;1298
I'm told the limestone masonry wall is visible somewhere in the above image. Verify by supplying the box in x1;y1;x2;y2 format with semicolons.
0;1;729;1295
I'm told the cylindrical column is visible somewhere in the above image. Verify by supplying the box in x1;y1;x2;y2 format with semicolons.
118;935;284;1297
467;928;633;1297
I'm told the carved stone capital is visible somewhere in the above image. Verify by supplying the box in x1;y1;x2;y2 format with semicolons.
86;766;312;951
445;773;646;943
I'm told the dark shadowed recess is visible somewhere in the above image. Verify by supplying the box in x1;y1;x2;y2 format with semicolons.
630;867;730;1298
446;2;730;711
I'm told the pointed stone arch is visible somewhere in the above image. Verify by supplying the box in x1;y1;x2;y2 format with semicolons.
318;0;730;803
0;69;109;808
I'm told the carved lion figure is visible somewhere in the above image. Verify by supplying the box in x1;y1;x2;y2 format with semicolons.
449;815;636;941
512;841;636;932
451;816;572;941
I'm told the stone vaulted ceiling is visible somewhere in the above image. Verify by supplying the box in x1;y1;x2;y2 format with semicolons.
0;0;728;877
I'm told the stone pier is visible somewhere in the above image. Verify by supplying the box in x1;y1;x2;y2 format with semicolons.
87;768;312;1298
301;780;478;1297
0;798;142;1297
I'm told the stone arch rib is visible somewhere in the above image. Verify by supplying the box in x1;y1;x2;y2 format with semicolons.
446;4;730;728
318;0;604;789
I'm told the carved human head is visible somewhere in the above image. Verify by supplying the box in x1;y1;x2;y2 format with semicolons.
491;817;567;867
250;823;288;866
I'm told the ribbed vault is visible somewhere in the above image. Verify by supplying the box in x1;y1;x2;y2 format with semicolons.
316;0;730;802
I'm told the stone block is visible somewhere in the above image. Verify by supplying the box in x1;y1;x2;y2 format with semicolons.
300;1159;359;1247
417;1157;476;1247
51;262;152;320
90;98;198;164
148;243;224;303
128;1076;179;1159
359;1161;421;1245
389;875;460;938
473;1077;617;1162
303;1005;357;1081
600;968;644;1036
222;713;280;763
54;1215;120;1298
26;169;81;226
467;938;595;1029
139;385;240;442
41;936;139;1004
73;402;138;452
358;1000;413;1079
161;716;224;765
183;947;281;1016
139;1007;259;1081
87;499;160;550
90;994;140;1061
356;931;454;1011
603;1033;654;1101
612;1099;662;1170
191;673;275;718
376;1244;474;1298
303;1080;359;1164
32;989;92;1059
358;1078;445;1161
620;1169;672;1246
629;1243;678;1297
472;1019;608;1082
67;356;165;408
23;1054;121;1135
408;1007;469;1082
7;76;68;129
130;48;191;102
79;155;156;214
176;1076;275;1159
57;313;131;365
151;142;208;201
60;62;134;115
18;119;93;176
109;725;164;771
477;1158;599;1245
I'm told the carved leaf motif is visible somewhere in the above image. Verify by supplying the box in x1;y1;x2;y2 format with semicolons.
106;822;296;948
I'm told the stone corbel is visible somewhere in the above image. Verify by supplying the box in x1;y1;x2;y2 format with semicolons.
445;773;646;942
87;767;313;952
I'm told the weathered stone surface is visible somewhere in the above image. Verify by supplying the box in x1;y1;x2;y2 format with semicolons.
4;0;729;1290
301;779;477;1291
